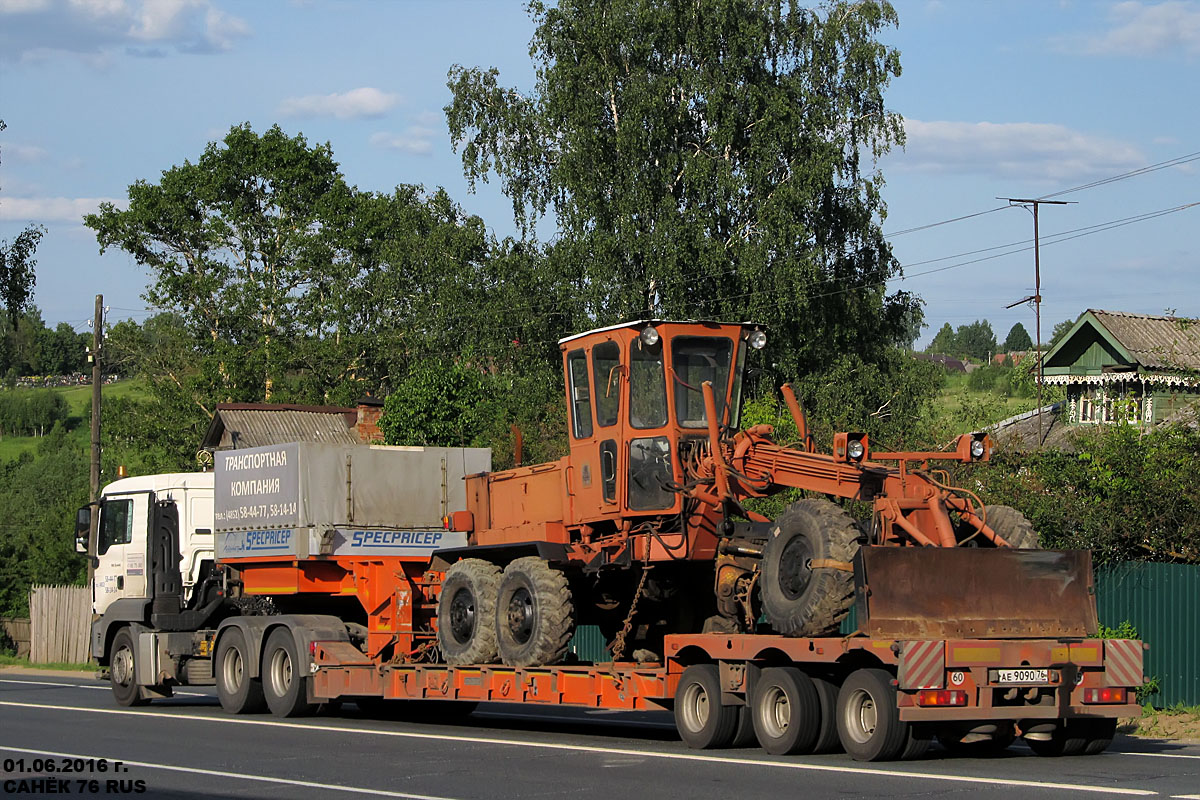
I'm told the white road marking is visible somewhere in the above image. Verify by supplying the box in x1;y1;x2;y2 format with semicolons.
0;700;1158;796
0;677;207;697
1171;795;1200;799
0;745;461;800
1121;751;1200;761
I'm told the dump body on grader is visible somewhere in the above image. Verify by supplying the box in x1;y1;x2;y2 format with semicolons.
81;320;1143;762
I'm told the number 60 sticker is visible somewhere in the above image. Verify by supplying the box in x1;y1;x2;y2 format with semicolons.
950;671;966;686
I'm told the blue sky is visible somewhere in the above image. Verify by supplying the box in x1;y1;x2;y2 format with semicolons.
0;0;1196;351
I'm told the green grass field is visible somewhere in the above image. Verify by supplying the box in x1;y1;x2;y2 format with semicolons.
0;380;149;463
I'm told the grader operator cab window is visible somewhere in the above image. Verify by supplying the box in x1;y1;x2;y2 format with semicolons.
97;498;133;556
671;337;734;428
629;338;667;429
567;349;593;439
592;341;621;428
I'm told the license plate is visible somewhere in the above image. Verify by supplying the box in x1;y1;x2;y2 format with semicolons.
995;668;1049;684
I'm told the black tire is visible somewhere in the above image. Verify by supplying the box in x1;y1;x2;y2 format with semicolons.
938;722;1016;756
836;668;910;762
495;557;574;667
1026;721;1089;757
751;667;821;756
983;505;1039;549
438;559;502;665
900;724;934;760
215;627;266;714
674;664;739;749
761;499;860;637
109;628;149;707
811;675;842;754
262;628;315;718
731;704;758;748
1081;718;1117;756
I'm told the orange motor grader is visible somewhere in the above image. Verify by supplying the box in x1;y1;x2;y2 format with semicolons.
435;320;1041;668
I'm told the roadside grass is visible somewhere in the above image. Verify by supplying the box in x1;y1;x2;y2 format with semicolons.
0;654;95;671
927;372;1040;436
1122;704;1200;742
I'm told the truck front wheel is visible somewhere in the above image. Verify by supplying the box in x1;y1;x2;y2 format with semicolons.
109;628;149;707
262;628;315;717
215;628;266;714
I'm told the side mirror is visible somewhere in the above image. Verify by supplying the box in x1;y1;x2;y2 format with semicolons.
75;506;91;554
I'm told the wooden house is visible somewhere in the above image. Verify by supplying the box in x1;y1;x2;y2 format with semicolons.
1041;309;1200;426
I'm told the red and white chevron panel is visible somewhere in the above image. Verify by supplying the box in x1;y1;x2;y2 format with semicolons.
898;640;945;690
1104;639;1144;688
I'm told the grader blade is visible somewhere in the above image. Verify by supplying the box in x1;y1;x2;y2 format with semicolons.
854;547;1098;640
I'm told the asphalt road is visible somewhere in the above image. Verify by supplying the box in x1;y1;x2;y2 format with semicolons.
0;671;1197;799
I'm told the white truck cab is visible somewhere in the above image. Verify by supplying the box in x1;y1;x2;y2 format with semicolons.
83;473;215;615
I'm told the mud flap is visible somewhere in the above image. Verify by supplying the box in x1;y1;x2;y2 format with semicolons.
854;547;1098;639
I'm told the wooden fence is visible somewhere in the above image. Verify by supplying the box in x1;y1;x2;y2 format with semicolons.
29;584;91;664
1;617;31;659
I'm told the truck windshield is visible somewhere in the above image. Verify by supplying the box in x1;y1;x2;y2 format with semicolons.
629;338;667;429
671;337;734;428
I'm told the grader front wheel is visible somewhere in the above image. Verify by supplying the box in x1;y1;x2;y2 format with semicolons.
761;499;860;637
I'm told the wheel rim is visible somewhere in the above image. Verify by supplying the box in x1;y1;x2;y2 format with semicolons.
778;535;814;600
679;681;710;733
112;645;134;686
844;687;877;744
505;586;535;645
221;645;244;692
268;645;292;697
759;685;791;739
449;586;476;645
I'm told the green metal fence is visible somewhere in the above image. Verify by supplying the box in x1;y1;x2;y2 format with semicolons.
1096;561;1199;708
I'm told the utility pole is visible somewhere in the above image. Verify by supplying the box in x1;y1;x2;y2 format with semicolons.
87;294;104;585
999;198;1072;445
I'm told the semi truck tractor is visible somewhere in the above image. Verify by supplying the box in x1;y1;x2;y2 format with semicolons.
78;320;1144;761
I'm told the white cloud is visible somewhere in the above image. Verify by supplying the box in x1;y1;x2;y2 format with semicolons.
0;196;125;222
279;88;400;120
369;129;435;156
0;0;249;61
413;110;443;127
893;119;1145;182
2;142;49;162
1058;1;1200;57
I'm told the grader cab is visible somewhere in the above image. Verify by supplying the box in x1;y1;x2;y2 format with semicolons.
437;321;1084;668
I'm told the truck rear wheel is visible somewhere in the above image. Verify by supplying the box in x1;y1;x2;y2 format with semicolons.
761;499;859;637
836;668;910;761
1026;720;1089;757
496;557;575;667
215;627;266;714
109;628;149;707
751;667;821;755
674;664;739;749
438;559;502;665
262;628;315;717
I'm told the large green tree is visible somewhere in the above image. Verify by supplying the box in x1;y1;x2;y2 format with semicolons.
1002;321;1033;352
446;0;918;377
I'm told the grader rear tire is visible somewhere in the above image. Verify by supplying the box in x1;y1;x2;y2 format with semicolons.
982;505;1039;549
495;557;574;667
438;559;502;665
761;500;860;637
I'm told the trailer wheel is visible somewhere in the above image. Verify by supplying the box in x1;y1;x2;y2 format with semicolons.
262;628;315;718
109;628;149;707
674;664;739;749
731;704;757;748
1026;721;1088;757
938;722;1016;756
965;505;1039;549
752;667;821;755
438;559;502;665
761;499;859;637
836;668;910;761
215;627;265;714
811;675;842;754
1081;718;1117;755
495;557;574;667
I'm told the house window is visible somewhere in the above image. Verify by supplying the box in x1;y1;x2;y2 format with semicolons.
1078;389;1141;424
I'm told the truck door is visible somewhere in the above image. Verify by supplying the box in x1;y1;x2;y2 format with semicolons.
93;493;150;615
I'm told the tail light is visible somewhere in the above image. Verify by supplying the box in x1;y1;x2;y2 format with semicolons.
1083;687;1127;704
917;690;967;706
